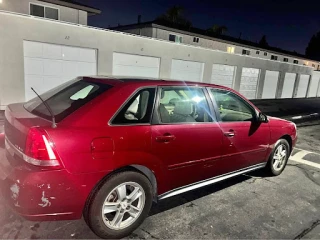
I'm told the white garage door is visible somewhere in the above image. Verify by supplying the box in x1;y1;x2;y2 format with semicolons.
261;71;280;99
295;74;310;98
281;73;296;98
113;53;160;78
308;72;320;97
24;41;97;101
211;64;236;88
239;68;260;99
171;59;204;82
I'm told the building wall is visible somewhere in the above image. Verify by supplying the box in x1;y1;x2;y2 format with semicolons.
0;0;87;24
0;11;315;109
149;27;320;69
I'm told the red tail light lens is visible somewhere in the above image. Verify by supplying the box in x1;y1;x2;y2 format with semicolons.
24;127;61;168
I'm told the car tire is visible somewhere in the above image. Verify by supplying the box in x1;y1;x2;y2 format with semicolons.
85;171;153;239
265;139;290;176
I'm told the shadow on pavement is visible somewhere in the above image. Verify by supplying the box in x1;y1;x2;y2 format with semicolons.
150;174;252;216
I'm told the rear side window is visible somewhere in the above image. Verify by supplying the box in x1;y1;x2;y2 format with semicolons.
24;78;112;122
112;88;156;125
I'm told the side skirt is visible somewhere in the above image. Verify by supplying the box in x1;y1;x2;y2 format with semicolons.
158;163;266;200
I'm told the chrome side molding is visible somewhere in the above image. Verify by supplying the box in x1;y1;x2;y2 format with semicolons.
158;163;266;200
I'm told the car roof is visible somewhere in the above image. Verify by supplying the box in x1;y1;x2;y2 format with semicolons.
82;75;231;90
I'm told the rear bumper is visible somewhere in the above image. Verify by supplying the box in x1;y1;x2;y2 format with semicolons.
0;139;109;221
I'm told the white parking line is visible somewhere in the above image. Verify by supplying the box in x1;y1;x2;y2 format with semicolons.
290;148;320;169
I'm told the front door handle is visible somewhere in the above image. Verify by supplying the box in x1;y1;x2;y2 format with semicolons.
156;134;176;143
224;130;235;137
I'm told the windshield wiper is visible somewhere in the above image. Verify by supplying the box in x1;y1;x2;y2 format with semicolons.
31;87;57;128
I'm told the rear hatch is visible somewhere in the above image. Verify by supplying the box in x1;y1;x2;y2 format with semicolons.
4;77;113;168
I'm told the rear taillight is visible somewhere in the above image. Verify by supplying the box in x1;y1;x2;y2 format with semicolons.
24;127;61;168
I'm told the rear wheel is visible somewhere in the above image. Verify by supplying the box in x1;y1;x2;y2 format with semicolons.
85;171;153;239
265;139;290;176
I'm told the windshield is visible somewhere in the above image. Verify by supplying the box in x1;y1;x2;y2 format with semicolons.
24;78;112;122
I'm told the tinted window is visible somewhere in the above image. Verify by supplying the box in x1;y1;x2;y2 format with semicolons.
211;89;255;122
30;4;44;17
24;78;111;122
158;87;212;123
45;7;59;20
112;88;156;125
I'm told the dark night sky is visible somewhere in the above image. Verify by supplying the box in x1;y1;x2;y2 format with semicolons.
77;0;320;54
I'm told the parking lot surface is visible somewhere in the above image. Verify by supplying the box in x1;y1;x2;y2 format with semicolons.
0;120;320;239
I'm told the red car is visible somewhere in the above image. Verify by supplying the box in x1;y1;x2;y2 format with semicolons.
0;77;297;239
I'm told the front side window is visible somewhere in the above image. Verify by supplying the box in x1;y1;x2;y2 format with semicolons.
210;89;255;122
294;60;299;64
112;88;156;125
158;87;212;123
30;4;59;20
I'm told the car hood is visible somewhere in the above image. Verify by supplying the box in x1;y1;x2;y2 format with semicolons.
267;115;296;127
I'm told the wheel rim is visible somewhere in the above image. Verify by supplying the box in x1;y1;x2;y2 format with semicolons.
101;182;145;230
273;144;287;171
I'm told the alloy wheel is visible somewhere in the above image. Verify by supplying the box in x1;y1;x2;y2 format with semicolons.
101;182;146;230
273;144;287;171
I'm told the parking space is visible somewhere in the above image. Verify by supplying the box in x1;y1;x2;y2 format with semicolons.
0;121;320;239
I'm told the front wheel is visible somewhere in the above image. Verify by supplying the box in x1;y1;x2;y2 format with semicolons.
265;139;290;176
85;171;153;239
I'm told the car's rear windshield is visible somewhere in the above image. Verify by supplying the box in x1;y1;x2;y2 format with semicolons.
24;78;112;122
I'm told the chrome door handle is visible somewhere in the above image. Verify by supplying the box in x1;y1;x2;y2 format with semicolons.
224;131;235;137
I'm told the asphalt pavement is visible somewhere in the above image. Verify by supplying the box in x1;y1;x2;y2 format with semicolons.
1;99;320;239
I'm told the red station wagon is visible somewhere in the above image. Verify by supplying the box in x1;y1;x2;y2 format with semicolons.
0;77;297;239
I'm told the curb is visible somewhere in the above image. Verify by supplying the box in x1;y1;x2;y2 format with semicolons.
282;113;320;124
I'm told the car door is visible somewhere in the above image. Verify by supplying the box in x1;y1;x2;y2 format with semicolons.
151;86;224;191
209;88;270;173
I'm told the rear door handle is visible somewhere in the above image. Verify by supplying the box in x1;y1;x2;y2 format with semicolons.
224;130;235;137
156;134;176;142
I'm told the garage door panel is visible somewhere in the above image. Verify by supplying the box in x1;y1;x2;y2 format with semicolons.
281;73;296;98
62;46;80;61
43;59;62;76
239;68;260;99
113;53;160;78
295;74;310;98
262;71;279;99
43;76;64;92
62;61;78;78
113;53;160;68
24;75;44;100
308;72;320;97
172;60;202;71
113;65;159;78
23;41;43;58
171;59;204;82
79;48;96;63
24;41;97;101
24;58;43;75
211;64;236;88
77;62;96;76
43;43;62;60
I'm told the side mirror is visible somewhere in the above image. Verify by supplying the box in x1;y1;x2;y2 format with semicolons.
258;112;268;123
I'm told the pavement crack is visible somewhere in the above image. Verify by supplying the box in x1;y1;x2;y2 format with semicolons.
140;228;159;239
293;219;320;239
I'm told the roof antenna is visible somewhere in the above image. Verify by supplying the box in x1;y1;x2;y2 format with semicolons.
31;87;57;128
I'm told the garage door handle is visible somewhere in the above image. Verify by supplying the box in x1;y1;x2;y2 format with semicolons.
224;131;235;137
156;135;176;142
